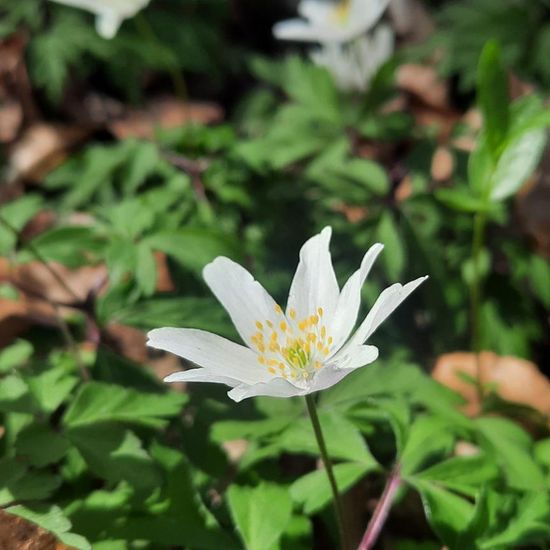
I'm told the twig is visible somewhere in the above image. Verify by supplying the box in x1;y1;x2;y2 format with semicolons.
357;465;401;550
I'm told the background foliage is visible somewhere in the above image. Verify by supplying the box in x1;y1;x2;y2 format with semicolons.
0;0;549;548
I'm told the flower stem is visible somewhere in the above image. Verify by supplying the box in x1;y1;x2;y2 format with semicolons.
304;394;347;550
358;465;401;550
469;211;487;403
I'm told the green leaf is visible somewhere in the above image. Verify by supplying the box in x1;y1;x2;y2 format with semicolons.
22;226;102;268
340;158;389;195
377;212;405;279
477;40;509;157
401;416;455;476
490;127;546;201
277;410;378;464
7;505;91;550
435;188;492;213
0;340;33;373
0;375;35;413
529;255;550;308
63;382;187;429
16;423;69;467
26;367;78;413
146;228;241;273
291;462;374;514
0;195;42;255
476;417;545;490
68;425;162;492
415;455;498;497
410;479;474;547
479;492;550;548
135;243;158;297
227;483;292;550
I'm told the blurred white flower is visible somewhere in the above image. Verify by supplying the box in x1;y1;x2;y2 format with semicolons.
311;24;394;91
49;0;150;39
148;227;427;402
273;0;390;43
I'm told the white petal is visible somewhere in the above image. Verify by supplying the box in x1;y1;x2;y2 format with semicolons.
273;19;333;42
203;257;282;350
298;0;334;22
348;0;391;35
147;327;268;385
286;227;339;322
96;11;121;39
340;276;428;352
328;243;383;353
308;345;378;393
228;378;306;402
164;368;242;388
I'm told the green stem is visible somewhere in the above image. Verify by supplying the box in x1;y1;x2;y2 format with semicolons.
305;394;347;550
469;211;487;403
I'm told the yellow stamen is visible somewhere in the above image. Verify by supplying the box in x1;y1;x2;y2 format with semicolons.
321;326;326;339
274;304;282;314
268;367;276;374
289;308;297;320
280;321;287;332
318;307;324;317
255;321;263;330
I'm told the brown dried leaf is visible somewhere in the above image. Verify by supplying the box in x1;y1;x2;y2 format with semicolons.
108;96;223;140
431;146;454;181
432;351;550;416
7;124;89;183
396;64;449;110
0;98;23;143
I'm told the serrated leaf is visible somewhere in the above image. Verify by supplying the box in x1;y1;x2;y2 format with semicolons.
63;382;187;429
16;423;69;467
290;462;375;514
0;340;33;373
227;483;292;550
476;417;545;490
146;228;241;273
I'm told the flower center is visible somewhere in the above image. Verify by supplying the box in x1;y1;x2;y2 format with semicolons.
331;0;351;24
251;305;334;383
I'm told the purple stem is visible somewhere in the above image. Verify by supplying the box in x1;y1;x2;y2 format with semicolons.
357;465;401;550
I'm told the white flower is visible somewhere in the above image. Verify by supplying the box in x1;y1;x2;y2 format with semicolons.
148;227;427;402
273;0;391;44
310;25;394;92
49;0;150;39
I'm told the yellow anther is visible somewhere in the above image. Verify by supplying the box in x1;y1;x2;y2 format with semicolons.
268;359;278;366
255;321;264;330
279;363;285;370
321;326;326;339
323;347;329;356
289;308;297;320
328;336;333;345
280;321;287;332
315;361;322;369
298;320;307;331
274;304;282;314
310;315;319;325
317;342;323;351
258;356;266;364
258;343;265;353
267;320;273;328
269;342;280;352
318;307;324;317
268;367;276;374
271;332;278;341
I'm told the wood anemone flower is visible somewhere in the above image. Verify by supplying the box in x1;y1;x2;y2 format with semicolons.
148;227;427;402
49;0;150;39
273;0;391;44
